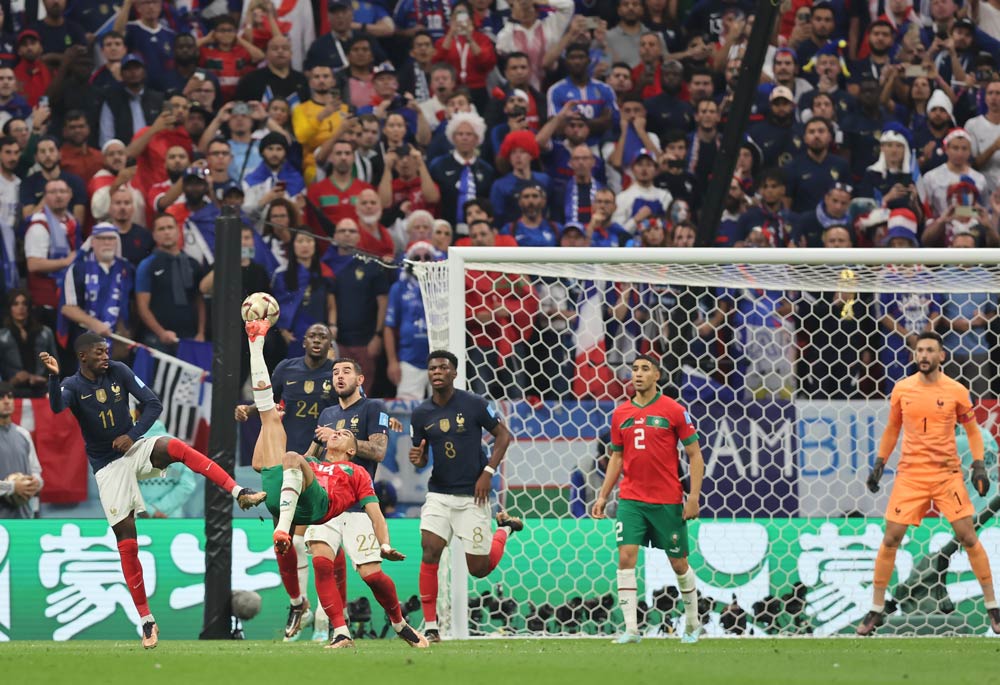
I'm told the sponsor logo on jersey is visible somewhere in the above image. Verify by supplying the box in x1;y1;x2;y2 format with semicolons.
304;380;315;394
439;418;450;433
96;389;107;403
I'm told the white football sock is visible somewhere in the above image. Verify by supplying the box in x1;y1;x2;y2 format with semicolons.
247;333;274;412
677;566;699;628
617;568;638;635
314;603;329;630
276;468;303;533
425;620;439;631
293;534;309;600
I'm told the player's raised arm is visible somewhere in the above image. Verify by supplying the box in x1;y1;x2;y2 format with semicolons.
363;500;404;561
40;352;70;413
869;390;904;493
683;440;705;521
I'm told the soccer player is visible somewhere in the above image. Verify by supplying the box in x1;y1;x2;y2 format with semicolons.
303;357;401;647
858;332;1000;635
592;354;705;645
407;350;522;643
235;322;335;641
245;316;428;649
40;333;264;649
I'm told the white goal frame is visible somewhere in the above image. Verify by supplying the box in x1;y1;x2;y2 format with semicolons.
422;246;1000;639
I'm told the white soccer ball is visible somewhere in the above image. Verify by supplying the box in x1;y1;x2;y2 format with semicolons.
241;292;280;325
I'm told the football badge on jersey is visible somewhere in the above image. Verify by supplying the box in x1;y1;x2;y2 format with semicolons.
336;419;346;430
439;418;451;433
355;267;365;281
304;380;315;394
456;413;466;432
96;389;107;403
323;379;332;395
351;415;360;430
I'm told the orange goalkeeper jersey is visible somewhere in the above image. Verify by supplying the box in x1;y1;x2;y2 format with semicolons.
889;373;976;475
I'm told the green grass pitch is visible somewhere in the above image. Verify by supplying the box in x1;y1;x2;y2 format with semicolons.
6;638;1000;685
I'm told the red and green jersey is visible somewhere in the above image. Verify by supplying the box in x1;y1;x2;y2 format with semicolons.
610;392;699;504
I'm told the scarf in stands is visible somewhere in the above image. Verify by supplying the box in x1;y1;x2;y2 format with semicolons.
322;249;354;277
84;255;129;331
815;201;845;229
43;204;73;282
621;125;644;172
566;181;599;224
243;160;305;197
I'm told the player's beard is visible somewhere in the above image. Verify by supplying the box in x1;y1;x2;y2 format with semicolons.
918;360;937;376
337;382;358;399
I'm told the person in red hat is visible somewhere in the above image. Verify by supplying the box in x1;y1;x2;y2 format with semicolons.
13;30;51;107
489;130;551;226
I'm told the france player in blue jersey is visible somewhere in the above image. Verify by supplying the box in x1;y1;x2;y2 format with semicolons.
304;357;412;646
234;322;335;641
407;350;522;642
41;333;263;649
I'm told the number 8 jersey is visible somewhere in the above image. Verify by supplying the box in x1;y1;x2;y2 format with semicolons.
609;392;699;505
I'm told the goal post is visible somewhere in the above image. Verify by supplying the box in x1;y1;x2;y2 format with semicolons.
414;247;1000;638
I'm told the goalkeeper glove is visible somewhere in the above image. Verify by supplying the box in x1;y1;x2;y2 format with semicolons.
866;458;885;494
972;460;989;498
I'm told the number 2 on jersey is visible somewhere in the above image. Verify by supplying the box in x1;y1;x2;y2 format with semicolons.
633;427;646;450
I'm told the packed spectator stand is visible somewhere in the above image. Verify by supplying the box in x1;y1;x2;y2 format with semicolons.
0;0;997;410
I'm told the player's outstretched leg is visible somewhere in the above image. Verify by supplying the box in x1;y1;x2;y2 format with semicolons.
312;551;354;648
359;564;429;648
150;437;264;509
951;517;1000;633
672;558;700;644
858;522;907;636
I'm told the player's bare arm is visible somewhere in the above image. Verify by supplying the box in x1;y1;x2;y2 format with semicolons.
39;352;59;375
355;432;388;463
592;450;623;519
409;439;428;468
234;404;258;422
363;501;405;560
683;440;705;521
476;421;512;506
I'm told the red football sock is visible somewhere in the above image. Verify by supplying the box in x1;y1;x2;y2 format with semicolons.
166;438;237;494
334;548;348;606
419;562;438;624
487;528;509;573
363;570;404;624
312;556;347;629
117;539;151;619
276;542;301;601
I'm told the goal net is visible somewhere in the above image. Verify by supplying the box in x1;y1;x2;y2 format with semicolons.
413;247;1000;638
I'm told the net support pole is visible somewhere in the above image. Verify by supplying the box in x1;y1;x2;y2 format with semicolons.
200;206;242;639
447;250;471;639
695;0;781;247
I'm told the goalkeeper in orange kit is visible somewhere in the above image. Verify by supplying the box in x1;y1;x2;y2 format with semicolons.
858;332;1000;635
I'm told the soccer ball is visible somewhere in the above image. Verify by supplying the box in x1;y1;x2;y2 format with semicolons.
241;292;280;325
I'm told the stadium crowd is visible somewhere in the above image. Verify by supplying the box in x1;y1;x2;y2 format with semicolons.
0;0;993;409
